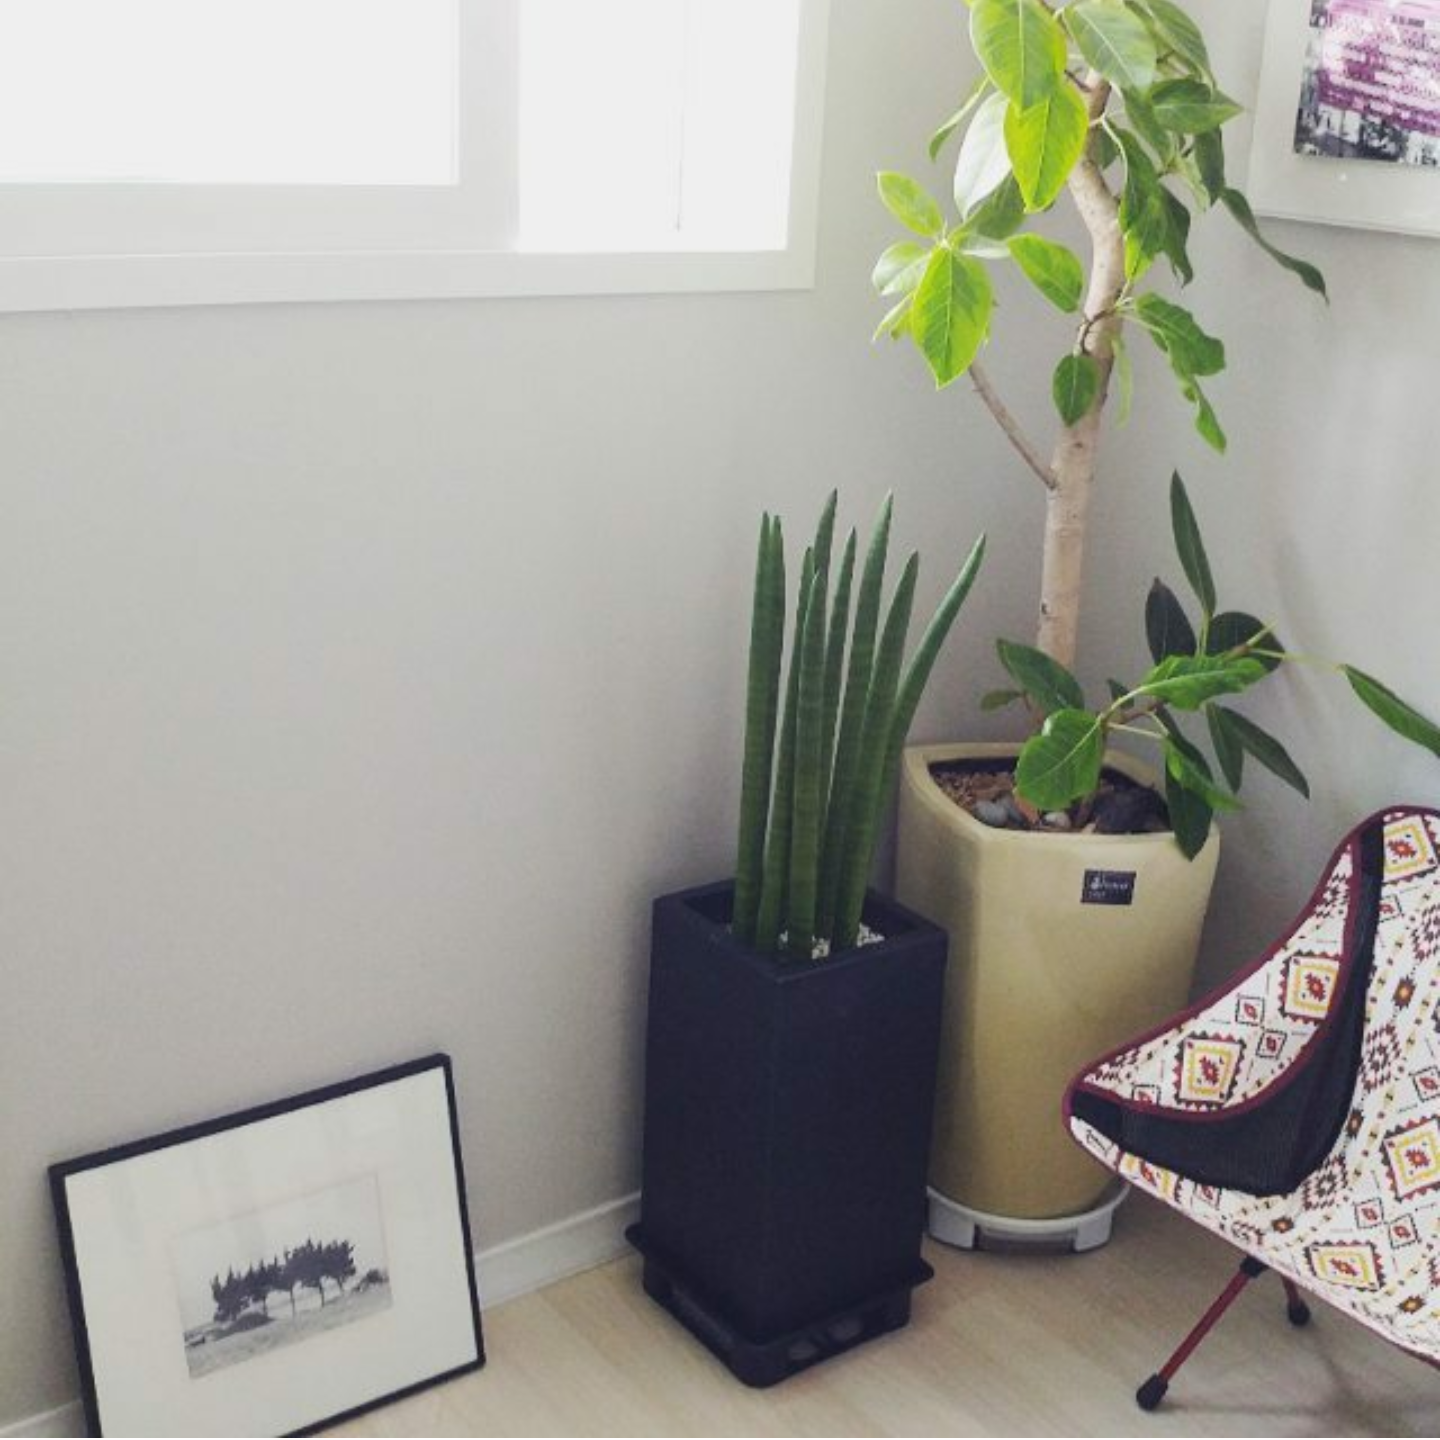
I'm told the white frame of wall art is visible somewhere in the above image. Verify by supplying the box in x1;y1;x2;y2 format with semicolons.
1248;0;1440;239
49;1055;484;1437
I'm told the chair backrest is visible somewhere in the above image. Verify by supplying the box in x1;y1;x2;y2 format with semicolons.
1326;808;1440;1212
1071;809;1440;1198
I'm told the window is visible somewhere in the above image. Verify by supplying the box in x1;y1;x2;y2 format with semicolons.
520;0;801;252
0;1;458;187
0;0;829;311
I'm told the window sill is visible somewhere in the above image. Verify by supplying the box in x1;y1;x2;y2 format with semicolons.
0;244;820;314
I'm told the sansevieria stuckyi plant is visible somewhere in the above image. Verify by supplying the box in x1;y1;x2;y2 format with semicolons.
732;494;986;956
873;0;1325;670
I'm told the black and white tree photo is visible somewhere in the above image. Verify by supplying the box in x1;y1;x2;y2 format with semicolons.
170;1174;392;1379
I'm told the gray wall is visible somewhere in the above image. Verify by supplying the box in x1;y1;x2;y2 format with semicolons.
3;0;1437;1426
1075;0;1440;980
0;3;1038;1424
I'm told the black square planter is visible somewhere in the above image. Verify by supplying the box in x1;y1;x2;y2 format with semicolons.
627;882;948;1385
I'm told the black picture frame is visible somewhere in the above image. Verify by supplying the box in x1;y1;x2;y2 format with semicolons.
50;1054;485;1437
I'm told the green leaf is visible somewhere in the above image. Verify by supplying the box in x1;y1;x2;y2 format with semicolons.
911;248;995;387
1193;129;1226;202
981;688;1025;712
1065;0;1157;93
1111;329;1134;426
1224;709;1311;798
971;0;1067;110
1123;92;1177;165
1117;125;1156;212
1145;579;1197;663
1117;131;1170;277
1164;733;1242;812
1165;769;1214;858
1015;708;1106;811
785;568;829;957
872;294;914;342
1219;188;1328;300
1169;471;1216;616
1131;0;1212;77
1141;653;1267;710
997;637;1086;713
1094;125;1122;171
1007;234;1084;312
1206;705;1245;791
958;240;1014;260
1134;293;1225;377
1342;667;1440;759
1149;79;1242;134
929;75;993;160
1185;377;1227;453
883;534;989;818
965;174;1028;240
877;172;945;237
1124;209;1163;280
1053;352;1102;425
871;241;930;297
953;92;1014;216
816;497;893;941
1206;611;1281;672
1160;189;1194;284
1159;720;1220;855
754;544;814;953
1131;285;1229;446
1005;83;1089;210
733;514;786;942
1157;714;1226;829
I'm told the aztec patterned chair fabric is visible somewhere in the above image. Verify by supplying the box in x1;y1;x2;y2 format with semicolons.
1065;807;1440;1407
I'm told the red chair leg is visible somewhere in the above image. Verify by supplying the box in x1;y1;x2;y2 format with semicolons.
1282;1277;1312;1328
1136;1256;1267;1412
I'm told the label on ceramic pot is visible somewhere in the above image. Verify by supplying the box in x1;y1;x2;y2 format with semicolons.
1081;869;1137;906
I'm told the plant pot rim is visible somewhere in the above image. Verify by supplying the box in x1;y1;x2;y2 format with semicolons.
902;740;1219;855
657;880;946;984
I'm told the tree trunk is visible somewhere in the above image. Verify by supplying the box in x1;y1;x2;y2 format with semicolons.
1035;84;1126;668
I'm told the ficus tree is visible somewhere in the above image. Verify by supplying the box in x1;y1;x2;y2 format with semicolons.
874;0;1440;847
873;0;1324;669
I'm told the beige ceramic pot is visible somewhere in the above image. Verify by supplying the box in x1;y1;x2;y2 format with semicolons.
896;741;1220;1223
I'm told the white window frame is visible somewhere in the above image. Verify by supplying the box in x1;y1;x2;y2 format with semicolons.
0;0;830;313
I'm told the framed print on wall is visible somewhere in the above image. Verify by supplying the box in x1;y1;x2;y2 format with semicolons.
50;1055;484;1437
1249;0;1440;237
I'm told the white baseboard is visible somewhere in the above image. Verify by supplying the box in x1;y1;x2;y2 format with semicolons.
475;1191;640;1309
1;1191;641;1440
0;1402;83;1440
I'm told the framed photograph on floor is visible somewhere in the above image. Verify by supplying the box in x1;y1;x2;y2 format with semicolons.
50;1054;484;1437
1249;0;1440;237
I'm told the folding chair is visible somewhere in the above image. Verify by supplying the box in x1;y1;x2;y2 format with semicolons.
1064;808;1440;1409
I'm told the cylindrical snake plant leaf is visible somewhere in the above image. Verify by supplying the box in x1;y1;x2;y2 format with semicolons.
816;496;893;939
832;552;919;950
812;489;838;593
818;529;857;840
786;570;829;959
755;547;815;954
732;514;785;943
871;534;988;841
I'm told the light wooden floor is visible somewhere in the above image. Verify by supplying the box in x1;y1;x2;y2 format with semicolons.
330;1198;1439;1437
